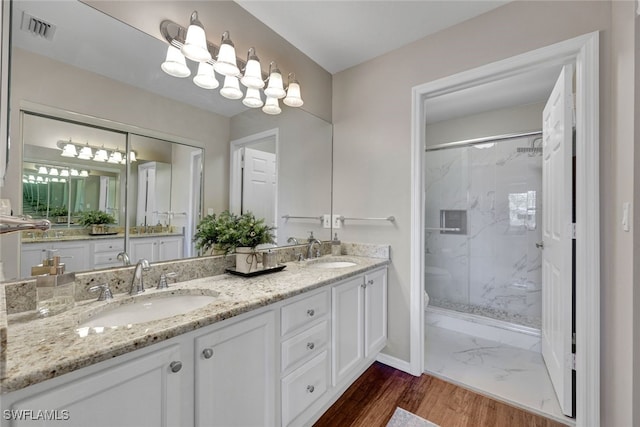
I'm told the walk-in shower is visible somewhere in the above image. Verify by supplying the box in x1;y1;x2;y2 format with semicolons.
424;132;543;329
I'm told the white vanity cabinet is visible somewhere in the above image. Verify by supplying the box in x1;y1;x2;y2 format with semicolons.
92;238;125;269
331;267;387;387
2;342;184;427
20;241;91;277
194;311;276;427
129;235;184;263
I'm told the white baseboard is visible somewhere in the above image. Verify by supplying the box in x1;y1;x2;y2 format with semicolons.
376;352;416;375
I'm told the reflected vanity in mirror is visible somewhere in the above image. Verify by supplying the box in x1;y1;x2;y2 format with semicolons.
3;0;332;281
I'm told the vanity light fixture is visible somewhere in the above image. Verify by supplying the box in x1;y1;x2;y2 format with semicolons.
264;62;286;99
36;176;44;183
284;73;304;107
28;175;36;182
159;13;304;115
61;141;78;157
50;177;59;182
129;151;137;162
78;145;93;160
70;169;79;177
38;166;47;174
108;151;123;164
49;168;59;176
60;169;69;177
79;170;89;177
181;12;211;63
93;148;108;162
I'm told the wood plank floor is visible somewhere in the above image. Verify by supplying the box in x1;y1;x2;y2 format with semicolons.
314;362;568;427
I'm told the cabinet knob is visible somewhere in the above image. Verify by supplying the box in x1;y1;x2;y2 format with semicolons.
202;348;214;359
307;342;315;350
367;279;374;285
306;385;315;393
307;309;315;317
169;361;182;373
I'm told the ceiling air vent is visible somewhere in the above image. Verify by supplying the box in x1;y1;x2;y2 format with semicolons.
20;12;56;41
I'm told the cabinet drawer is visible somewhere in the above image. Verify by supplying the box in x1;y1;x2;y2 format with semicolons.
281;320;329;373
281;290;329;336
93;252;121;267
281;350;329;427
94;240;124;253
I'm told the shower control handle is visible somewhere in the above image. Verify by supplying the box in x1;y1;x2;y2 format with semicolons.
536;241;544;249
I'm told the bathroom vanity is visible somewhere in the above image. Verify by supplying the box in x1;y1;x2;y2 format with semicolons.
0;254;388;427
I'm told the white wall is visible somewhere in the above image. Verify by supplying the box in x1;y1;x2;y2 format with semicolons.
333;1;636;424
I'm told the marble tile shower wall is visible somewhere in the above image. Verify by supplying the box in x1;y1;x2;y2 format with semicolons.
425;137;543;329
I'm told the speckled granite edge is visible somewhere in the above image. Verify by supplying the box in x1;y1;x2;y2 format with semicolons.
0;284;6;381
342;242;390;259
1;254;390;393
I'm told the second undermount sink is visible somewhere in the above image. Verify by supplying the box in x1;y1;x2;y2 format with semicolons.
306;257;358;269
78;292;219;330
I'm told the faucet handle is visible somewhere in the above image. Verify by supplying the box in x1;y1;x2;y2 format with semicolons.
157;272;177;289
89;283;113;301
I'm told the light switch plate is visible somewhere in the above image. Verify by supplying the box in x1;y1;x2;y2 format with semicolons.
207;208;214;216
323;214;331;228
622;202;630;232
332;214;341;229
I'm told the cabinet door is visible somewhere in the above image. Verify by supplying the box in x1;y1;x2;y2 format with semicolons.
195;311;276;427
20;244;48;277
331;276;364;386
158;237;183;262
364;268;387;357
52;241;90;273
129;238;157;262
6;344;182;427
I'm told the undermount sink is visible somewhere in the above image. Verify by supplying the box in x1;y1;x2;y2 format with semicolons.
78;292;219;330
307;258;358;269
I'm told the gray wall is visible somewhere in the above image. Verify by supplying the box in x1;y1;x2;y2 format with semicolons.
332;1;637;425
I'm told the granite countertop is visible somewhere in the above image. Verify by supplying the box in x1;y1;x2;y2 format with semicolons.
1;255;389;394
21;231;184;244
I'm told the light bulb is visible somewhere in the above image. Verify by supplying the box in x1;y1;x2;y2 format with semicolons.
181;11;211;62
161;45;191;78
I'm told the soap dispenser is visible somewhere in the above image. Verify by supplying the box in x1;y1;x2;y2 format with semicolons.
331;233;341;256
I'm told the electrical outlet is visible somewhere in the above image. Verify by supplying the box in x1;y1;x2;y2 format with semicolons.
332;214;341;229
323;214;331;228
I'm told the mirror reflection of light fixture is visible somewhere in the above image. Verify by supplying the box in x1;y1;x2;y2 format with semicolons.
264;62;286;99
36;176;43;182
284;73;304;107
161;45;191;78
60;169;69;177
108;151;123;164
220;75;243;100
181;11;211;63
214;31;239;77
243;87;263;108
79;170;89;177
241;48;264;89
262;96;281;115
50;177;59;182
49;168;59;176
38;166;47;174
193;62;219;89
70;169;79;177
129;151;137;162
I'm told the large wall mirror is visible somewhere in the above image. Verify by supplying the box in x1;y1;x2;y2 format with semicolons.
2;0;332;280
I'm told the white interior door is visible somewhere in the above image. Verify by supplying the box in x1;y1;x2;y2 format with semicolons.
242;147;277;229
541;63;574;417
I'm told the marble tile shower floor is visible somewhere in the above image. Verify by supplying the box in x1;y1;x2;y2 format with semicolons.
424;323;574;426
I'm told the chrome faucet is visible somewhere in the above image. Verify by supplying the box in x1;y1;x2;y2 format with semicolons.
117;251;131;266
287;237;299;245
130;259;150;295
307;233;322;259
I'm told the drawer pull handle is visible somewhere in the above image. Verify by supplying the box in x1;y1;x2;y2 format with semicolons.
202;348;214;359
367;279;374;285
306;385;315;393
307;309;315;317
169;361;182;373
307;342;315;350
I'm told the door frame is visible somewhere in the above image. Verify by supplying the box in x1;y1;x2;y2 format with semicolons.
410;32;600;426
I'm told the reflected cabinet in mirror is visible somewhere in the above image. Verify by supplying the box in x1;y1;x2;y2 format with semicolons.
2;1;332;280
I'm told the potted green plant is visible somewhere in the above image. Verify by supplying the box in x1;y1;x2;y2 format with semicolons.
194;210;274;273
49;206;69;223
77;210;116;234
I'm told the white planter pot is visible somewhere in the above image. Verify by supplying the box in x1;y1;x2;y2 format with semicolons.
235;247;259;273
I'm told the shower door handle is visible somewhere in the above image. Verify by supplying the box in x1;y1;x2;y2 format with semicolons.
425;227;461;232
536;241;544;249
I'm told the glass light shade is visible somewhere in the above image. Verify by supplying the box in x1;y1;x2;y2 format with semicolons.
36;176;43;182
214;32;239;76
129;151;137;162
28;175;35;181
284;82;304;107
220;75;243;100
59;178;66;183
240;50;264;89
262;96;281;115
79;170;89;177
161;46;191;78
61;143;78;157
70;169;79;177
51;177;59;182
49;168;59;176
264;69;285;99
78;146;93;160
193;62;219;89
94;149;108;162
108;151;123;164
181;12;211;62
60;169;69;177
242;87;263;108
38;166;47;174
